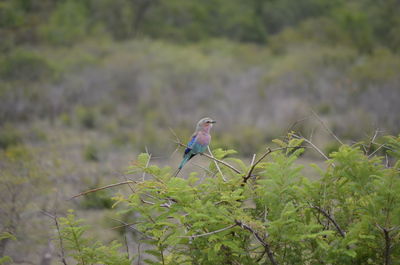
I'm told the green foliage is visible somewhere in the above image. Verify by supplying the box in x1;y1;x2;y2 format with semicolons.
84;135;400;264
59;210;130;265
75;106;96;129
0;124;22;150
0;50;54;81
39;0;89;45
0;232;16;265
83;144;99;162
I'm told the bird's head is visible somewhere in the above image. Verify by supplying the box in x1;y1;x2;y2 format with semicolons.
196;117;216;132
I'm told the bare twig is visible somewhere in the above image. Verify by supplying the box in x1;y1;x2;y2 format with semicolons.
208;146;227;182
41;210;68;265
235;220;278;265
109;218;155;240
243;148;272;183
69;180;135;199
311;109;343;145
243;146;306;183
309;204;345;238
286;116;311;134
143;147;152;181
292;134;330;162
178;224;237;238
368;143;385;158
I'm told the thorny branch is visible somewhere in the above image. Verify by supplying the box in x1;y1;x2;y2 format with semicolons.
178;224;237;238
376;224;400;265
208;146;227;182
309;204;346;238
311;109;344;145
69;180;136;199
242;146;307;183
235;220;278;265
292;134;331;162
41;210;68;265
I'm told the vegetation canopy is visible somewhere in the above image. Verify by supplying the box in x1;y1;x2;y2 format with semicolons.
62;134;400;265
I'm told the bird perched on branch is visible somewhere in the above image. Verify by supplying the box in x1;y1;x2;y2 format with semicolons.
175;117;216;176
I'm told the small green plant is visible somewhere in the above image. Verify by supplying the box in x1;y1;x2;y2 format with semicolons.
83;144;99;162
75;106;96;129
59;210;131;265
0;124;22;150
0;232;16;264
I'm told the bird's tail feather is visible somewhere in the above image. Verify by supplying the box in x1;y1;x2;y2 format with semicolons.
178;156;190;170
173;167;182;177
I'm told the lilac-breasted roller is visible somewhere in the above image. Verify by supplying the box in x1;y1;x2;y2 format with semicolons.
177;117;216;172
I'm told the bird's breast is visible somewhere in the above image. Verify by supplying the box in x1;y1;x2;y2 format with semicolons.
196;133;211;146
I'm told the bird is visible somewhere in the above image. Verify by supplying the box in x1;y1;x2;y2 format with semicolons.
175;117;216;176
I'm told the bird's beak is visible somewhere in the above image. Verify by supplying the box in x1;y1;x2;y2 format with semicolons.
210;120;216;124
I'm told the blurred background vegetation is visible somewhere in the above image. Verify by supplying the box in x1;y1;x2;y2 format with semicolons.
1;0;399;263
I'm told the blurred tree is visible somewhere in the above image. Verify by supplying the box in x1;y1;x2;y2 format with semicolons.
0;145;49;257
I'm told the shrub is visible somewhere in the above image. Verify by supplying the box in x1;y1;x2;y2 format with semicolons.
63;134;400;264
0;124;22;150
0;50;54;81
75;106;96;129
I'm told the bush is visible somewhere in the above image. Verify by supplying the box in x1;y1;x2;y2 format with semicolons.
39;0;89;45
0;124;22;150
75;106;96;129
62;134;400;264
0;50;54;81
83;144;99;162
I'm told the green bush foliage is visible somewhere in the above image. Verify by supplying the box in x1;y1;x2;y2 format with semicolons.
62;135;400;264
0;124;22;150
0;50;54;81
59;210;131;265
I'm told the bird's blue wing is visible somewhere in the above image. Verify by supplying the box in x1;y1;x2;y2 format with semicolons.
184;133;197;156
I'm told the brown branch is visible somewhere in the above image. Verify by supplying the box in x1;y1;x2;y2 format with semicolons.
311;109;344;145
235;220;278;265
242;146;306;183
376;224;394;265
243;148;272;183
309;204;345;238
178;224;237;238
69;180;135;200
292;134;331;162
41;210;68;265
109;218;155;240
208;146;227;182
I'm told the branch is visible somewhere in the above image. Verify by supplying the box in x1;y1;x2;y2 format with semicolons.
242;146;306;183
178;224;237;238
109;218;155;240
311;109;343;145
292;134;331;162
235;220;278;265
41;210;68;265
309;204;345;238
69;180;135;200
376;224;396;265
142;147;152;181
208;146;227;182
243;148;272;183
